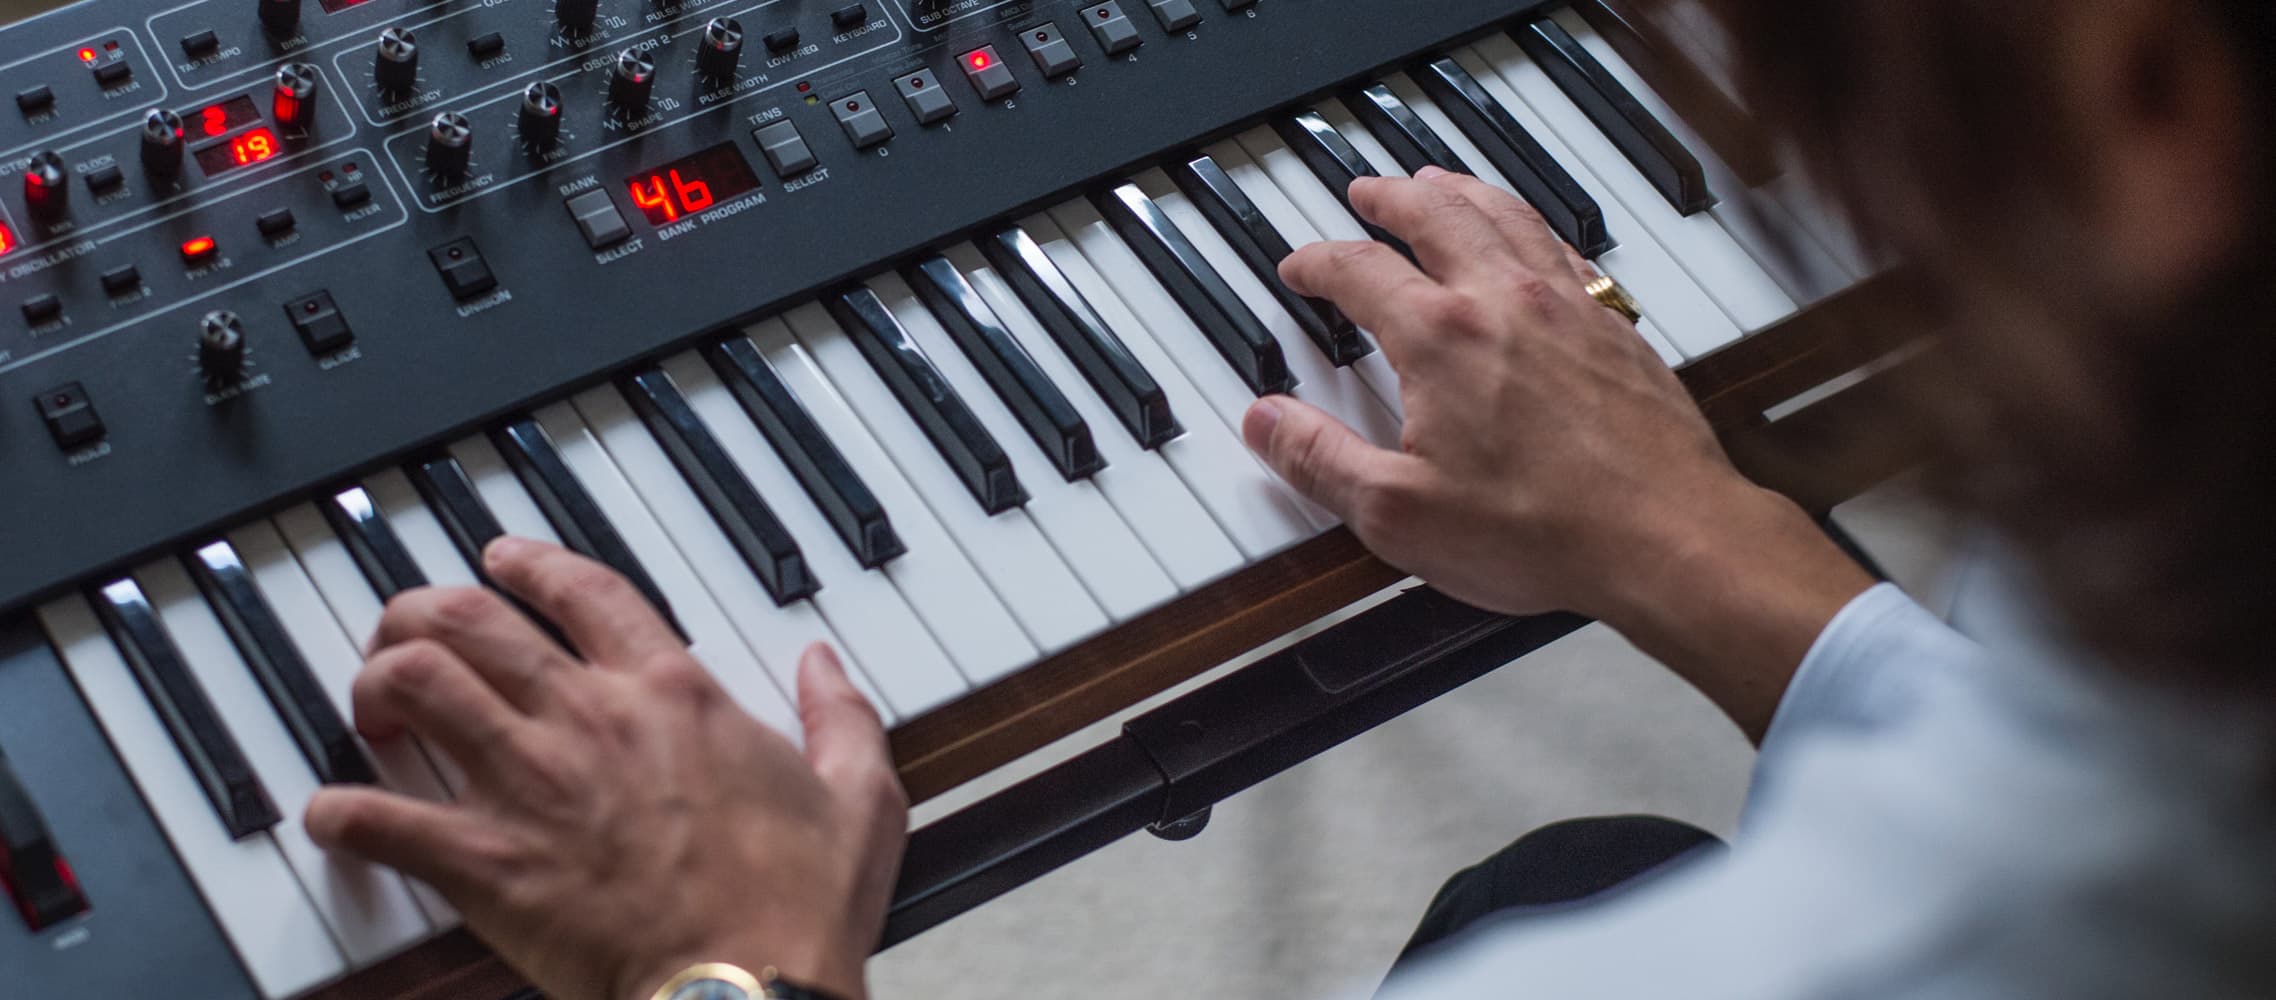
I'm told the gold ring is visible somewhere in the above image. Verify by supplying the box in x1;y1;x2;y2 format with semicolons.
1584;275;1643;324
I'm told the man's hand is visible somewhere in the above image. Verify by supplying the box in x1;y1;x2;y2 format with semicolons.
305;538;904;1000
1249;167;1874;738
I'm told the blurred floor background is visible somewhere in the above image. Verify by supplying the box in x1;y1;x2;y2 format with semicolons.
872;481;1961;999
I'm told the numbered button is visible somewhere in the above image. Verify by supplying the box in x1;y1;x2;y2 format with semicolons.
831;91;893;149
894;70;959;124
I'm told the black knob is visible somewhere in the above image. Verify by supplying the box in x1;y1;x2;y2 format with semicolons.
273;62;319;132
140;109;186;180
199;310;248;384
259;0;299;35
696;17;743;79
23;150;67;221
518;82;563;151
426;112;473;178
555;0;598;31
374;27;419;95
609;48;654;114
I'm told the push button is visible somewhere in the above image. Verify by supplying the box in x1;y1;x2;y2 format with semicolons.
15;86;54;116
92;61;133;88
331;178;370;209
466;32;505;60
1148;0;1200;31
20;294;62;327
181;29;220;58
35;382;104;450
284;290;353;354
830;4;868;29
894;70;958;124
99;264;141;296
256;207;297;237
1219;0;1255;9
564;189;630;248
83;163;124;195
959;46;1020;101
752;121;818;176
763;27;800;52
1019;23;1082;78
427;238;496;299
0;749;88;930
830;91;893;149
1083;3;1144;55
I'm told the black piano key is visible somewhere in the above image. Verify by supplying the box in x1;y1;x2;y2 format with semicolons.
185;542;375;787
1414;58;1613;258
703;338;907;569
622;369;819;605
1095;183;1296;397
490;418;684;636
1272;111;1417;260
89;578;280;839
319;486;428;601
825;287;1029;515
1516;18;1713;215
905;255;1109;479
0;747;87;927
965;232;1183;450
405;455;576;652
1172;155;1373;367
1344;83;1467;175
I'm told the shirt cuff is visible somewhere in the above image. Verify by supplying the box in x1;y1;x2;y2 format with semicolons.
1758;582;1976;760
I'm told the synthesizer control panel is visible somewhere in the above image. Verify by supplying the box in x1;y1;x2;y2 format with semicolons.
0;0;1520;614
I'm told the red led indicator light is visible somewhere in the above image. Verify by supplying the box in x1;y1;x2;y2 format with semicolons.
78;47;97;63
0;222;16;256
967;51;992;70
180;236;218;262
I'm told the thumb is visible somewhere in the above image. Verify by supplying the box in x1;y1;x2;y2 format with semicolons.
797;643;896;794
1243;396;1408;524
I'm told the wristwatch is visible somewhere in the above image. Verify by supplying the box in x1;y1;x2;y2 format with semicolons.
649;962;845;1000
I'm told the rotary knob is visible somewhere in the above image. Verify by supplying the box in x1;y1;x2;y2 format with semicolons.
374;27;419;96
426;112;473;179
258;0;299;35
140;109;186;181
555;0;598;32
696;17;743;79
518;82;563;151
198;310;248;385
608;48;655;115
22;150;67;221
273;63;319;132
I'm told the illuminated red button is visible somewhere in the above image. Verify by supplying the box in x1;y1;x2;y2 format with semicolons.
959;45;1019;101
180;235;218;265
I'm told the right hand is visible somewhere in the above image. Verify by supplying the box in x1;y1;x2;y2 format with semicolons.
1248;166;1815;624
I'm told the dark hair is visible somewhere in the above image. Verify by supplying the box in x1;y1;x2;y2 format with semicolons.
1687;0;2276;688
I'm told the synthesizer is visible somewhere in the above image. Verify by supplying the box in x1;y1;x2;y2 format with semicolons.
0;0;1895;996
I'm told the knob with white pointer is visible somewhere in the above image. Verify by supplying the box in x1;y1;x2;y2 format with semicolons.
609;48;655;115
198;310;248;386
518;82;563;151
140;109;185;181
374;27;418;96
426;111;473;179
273;62;318;132
22;150;67;221
696;17;743;80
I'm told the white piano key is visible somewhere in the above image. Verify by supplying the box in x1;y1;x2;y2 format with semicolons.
1457;41;1799;331
1137;166;1407;451
569;381;840;726
868;270;1182;620
362;468;481;587
524;402;802;736
677;326;966;718
1378;71;1746;359
1542;6;1873;289
948;243;1249;590
1042;198;1332;548
134;559;432;965
37;595;348;1000
769;306;1082;672
225;520;459;927
657;351;904;716
444;435;566;545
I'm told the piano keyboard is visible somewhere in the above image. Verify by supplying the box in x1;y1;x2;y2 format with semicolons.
4;8;1870;997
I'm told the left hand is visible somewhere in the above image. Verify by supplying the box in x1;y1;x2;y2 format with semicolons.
305;537;905;1000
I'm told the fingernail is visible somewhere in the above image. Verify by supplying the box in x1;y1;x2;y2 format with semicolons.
1415;165;1450;181
481;534;524;567
1243;398;1283;452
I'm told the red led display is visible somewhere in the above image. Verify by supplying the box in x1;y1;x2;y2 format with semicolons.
193;126;282;176
622;142;759;226
190;96;262;139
